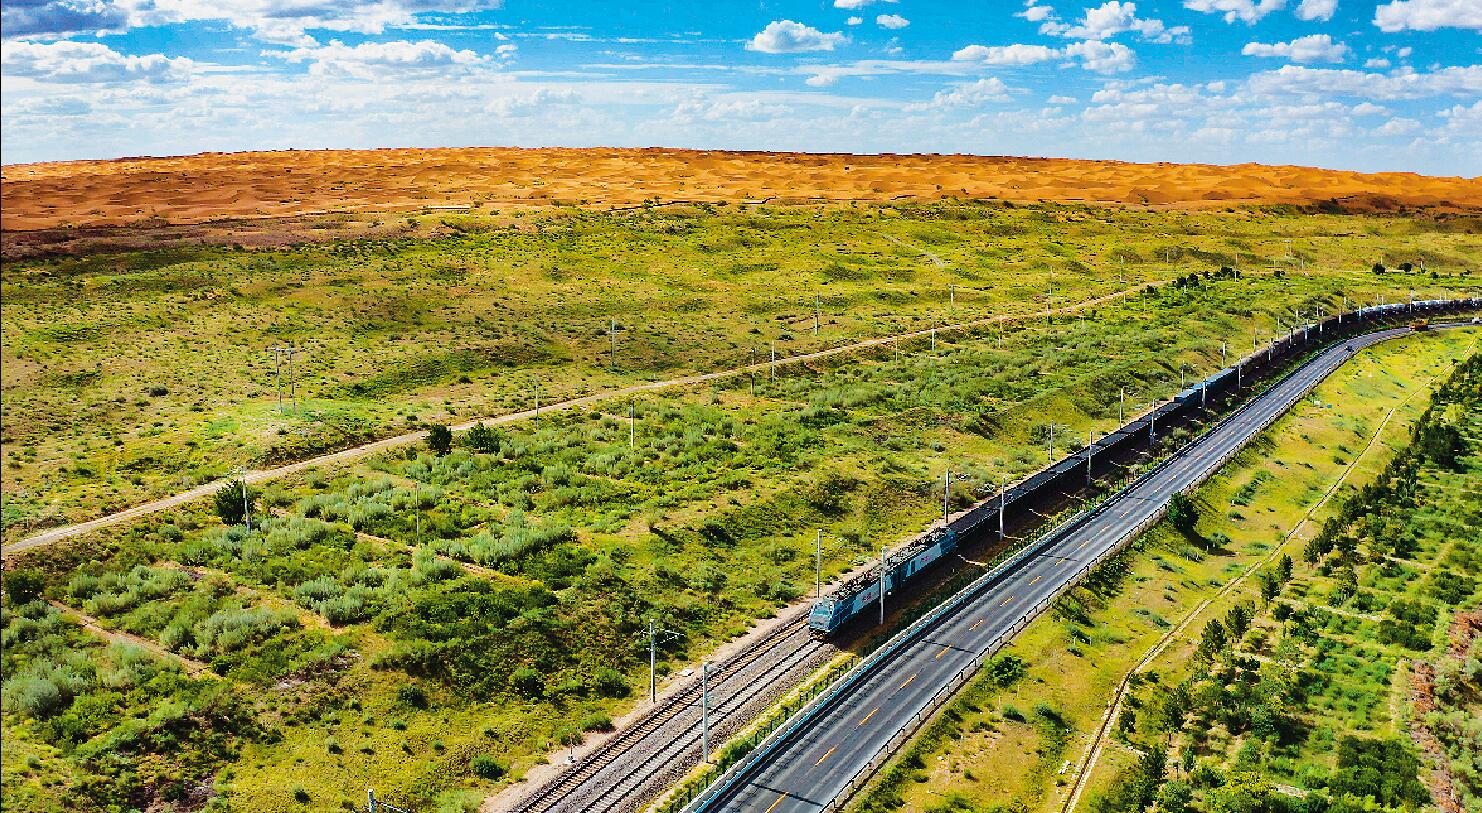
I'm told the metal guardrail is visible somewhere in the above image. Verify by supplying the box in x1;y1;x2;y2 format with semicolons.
680;299;1480;813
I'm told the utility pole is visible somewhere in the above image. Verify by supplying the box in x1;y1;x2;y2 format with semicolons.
943;467;951;527
1048;423;1055;462
1220;340;1227;367
1119;387;1126;423
645;620;679;704
878;546;888;625
949;282;955;311
815;529;824;599
1149;401;1158;445
998;475;1007;539
1086;431;1095;486
700;662;711;763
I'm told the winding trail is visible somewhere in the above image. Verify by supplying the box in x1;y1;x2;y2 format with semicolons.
3;281;1152;557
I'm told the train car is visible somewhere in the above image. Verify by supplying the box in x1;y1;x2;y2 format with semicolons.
808;529;958;635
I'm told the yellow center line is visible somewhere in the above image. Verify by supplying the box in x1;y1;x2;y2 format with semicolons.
1056;558;1068;567
765;794;786;813
1029;575;1042;585
1000;595;1015;607
859;707;879;726
815;746;837;767
935;644;951;660
1077;541;1088;549
899;673;917;690
969;618;985;631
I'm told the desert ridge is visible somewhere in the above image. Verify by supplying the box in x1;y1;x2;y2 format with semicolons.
4;146;1481;230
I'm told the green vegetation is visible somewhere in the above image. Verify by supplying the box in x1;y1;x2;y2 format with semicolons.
3;202;1478;537
2;203;1479;813
848;329;1479;813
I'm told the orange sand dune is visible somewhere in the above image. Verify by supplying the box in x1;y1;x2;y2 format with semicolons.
3;147;1480;230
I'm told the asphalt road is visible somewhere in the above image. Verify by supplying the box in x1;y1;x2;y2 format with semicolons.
699;326;1420;813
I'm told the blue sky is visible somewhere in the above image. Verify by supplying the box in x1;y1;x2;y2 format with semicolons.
2;0;1478;174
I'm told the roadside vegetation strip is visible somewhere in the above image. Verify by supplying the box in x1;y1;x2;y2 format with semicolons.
3;278;1156;556
844;328;1477;813
1083;351;1482;813
1059;328;1475;813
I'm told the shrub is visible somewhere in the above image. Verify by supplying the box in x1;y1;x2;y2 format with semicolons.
397;683;428;709
3;570;46;605
470;755;505;780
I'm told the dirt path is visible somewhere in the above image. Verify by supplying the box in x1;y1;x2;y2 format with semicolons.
879;232;947;268
2;282;1153;558
49;599;216;678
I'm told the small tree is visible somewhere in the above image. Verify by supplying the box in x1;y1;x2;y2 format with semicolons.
427;423;453;455
1168;492;1199;536
3;570;45;605
213;480;257;526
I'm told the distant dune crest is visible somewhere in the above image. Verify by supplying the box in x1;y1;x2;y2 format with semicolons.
3;146;1480;230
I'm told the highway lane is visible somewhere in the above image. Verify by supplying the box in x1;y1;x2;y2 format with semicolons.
701;326;1422;813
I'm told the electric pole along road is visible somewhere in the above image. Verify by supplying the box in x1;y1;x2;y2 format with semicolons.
696;322;1463;813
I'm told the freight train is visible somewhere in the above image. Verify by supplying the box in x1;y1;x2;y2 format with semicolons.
806;296;1481;636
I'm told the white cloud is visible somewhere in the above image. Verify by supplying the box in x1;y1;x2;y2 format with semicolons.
1247;64;1482;100
952;43;1061;65
833;0;894;8
910;77;1012;110
2;0;507;46
1020;3;1054;21
746;20;847;53
876;13;909;29
1183;0;1286;24
1040;1;1191;44
1376;117;1422;135
487;87;578;116
1048;94;1078;103
1364;58;1391;68
2;0;129;39
1351;101;1388;115
952;39;1134;73
1063;39;1137;72
268;39;493;78
1293;0;1337;20
0;38;192;82
1374;0;1482;31
1241;34;1350;63
846;15;863;25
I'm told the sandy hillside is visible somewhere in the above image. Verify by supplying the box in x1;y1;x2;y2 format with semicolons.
3;147;1480;230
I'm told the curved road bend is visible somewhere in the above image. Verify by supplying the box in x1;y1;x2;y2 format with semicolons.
5;282;1154;556
700;326;1435;813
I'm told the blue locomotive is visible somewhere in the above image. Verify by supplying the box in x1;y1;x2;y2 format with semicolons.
808;528;959;635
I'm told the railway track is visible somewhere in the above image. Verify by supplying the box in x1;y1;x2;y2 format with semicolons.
510;622;833;813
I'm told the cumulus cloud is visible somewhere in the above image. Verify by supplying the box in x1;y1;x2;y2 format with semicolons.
746;20;847;53
1020;3;1055;21
953;39;1134;72
1241;34;1350;63
1375;117;1422;135
876;13;909;29
1373;0;1482;31
487;87;578;116
910;77;1012;110
1040;1;1191;44
846;15;863;25
1;38;193;82
1183;0;1286;24
951;43;1062;65
1293;0;1337;20
268;38;493;78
